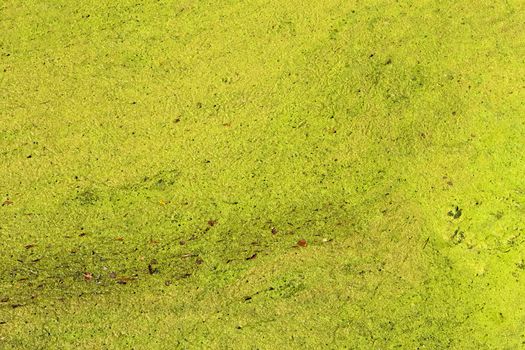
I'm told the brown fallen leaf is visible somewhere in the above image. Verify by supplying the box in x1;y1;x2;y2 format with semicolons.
207;219;217;227
271;227;278;235
24;244;36;249
114;237;124;241
83;272;93;281
2;199;13;206
246;253;257;260
297;239;307;247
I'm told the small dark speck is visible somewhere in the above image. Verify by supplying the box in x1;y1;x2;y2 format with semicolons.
454;209;462;219
131;101;136;104
369;53;375;58
384;58;392;65
27;155;32;158
196;102;203;108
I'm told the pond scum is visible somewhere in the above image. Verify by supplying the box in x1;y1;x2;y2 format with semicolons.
1;1;524;348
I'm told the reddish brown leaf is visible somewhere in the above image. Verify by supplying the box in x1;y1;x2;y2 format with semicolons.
83;272;93;281
271;227;278;235
297;239;307;247
207;219;217;227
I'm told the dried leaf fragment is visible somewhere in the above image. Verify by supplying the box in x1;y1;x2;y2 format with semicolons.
297;239;307;247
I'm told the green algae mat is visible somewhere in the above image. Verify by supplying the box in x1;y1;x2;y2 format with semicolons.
1;1;524;348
